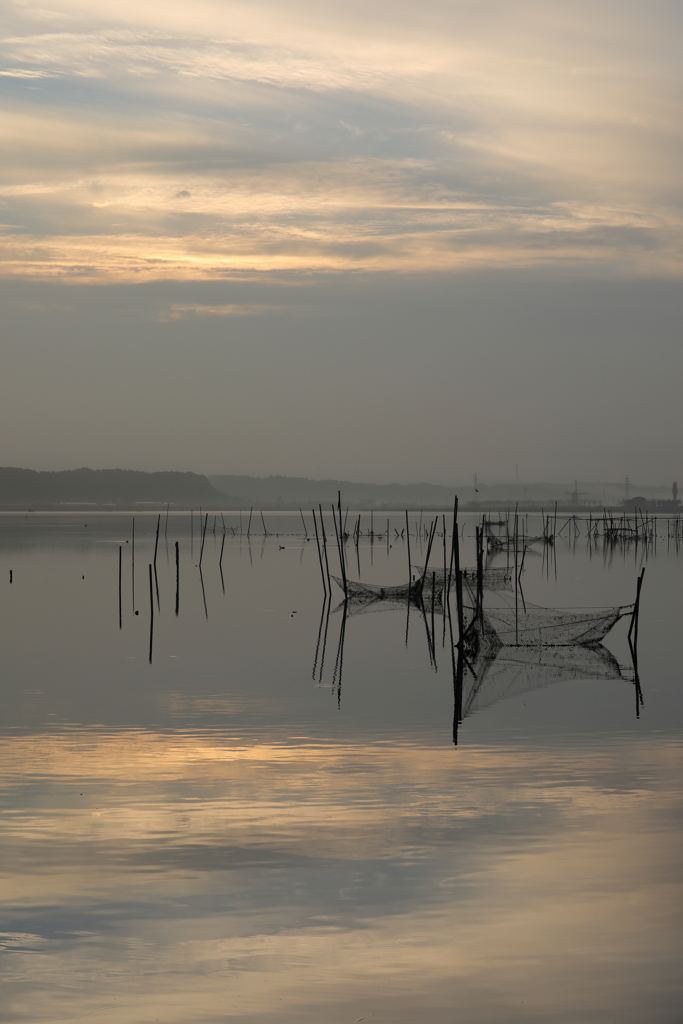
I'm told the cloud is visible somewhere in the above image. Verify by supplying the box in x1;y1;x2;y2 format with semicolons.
162;302;289;319
0;0;681;280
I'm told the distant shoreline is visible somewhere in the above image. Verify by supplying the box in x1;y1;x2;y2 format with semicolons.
0;501;673;515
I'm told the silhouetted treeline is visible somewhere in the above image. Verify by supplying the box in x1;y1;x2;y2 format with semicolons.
209;474;677;510
0;468;223;506
209;474;457;509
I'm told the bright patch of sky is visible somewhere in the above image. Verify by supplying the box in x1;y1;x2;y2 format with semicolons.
2;0;681;281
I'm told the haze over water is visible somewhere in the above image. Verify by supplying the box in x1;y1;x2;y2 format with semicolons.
1;511;681;1023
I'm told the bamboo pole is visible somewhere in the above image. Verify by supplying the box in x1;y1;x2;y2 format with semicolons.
318;505;332;593
312;509;327;597
175;541;179;616
453;497;464;647
405;510;412;585
199;512;208;566
148;564;154;664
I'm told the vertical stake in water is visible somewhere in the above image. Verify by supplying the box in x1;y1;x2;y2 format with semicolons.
219;531;226;593
332;497;347;599
118;545;122;629
628;567;645;648
299;508;308;537
405;510;412;585
199;512;208;566
154;514;160;565
514;513;519;645
453;497;464;648
175;541;179;616
148;563;154;664
442;514;447;643
312;509;327;597
431;570;436;656
153;513;161;611
131;517;135;611
318;505;332;593
164;502;169;538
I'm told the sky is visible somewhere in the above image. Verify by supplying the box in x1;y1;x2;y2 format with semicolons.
1;0;682;484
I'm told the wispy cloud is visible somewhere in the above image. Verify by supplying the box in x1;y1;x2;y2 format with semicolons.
1;0;681;280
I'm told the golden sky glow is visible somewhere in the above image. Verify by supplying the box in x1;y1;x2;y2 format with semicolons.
1;0;681;281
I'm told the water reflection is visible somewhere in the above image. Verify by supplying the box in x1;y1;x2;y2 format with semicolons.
1;730;681;1023
0;513;680;1022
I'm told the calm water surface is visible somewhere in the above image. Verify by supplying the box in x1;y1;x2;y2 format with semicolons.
0;512;681;1023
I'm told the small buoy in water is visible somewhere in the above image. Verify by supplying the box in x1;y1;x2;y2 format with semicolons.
279;545;285;549
135;610;139;615
82;575;85;580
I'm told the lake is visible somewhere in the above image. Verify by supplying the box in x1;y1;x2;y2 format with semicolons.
1;511;681;1023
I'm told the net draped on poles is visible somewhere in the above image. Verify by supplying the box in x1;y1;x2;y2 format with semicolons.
331;567;632;649
461;641;633;719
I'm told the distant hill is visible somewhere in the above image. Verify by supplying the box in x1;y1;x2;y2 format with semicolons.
0;468;225;507
209;474;458;509
208;474;658;510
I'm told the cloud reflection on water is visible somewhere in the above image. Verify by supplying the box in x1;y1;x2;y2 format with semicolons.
1;730;681;1022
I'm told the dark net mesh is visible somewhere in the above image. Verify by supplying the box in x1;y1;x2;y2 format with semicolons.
462;641;632;718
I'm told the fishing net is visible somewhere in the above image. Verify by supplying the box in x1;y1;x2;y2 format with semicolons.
486;533;545;552
416;565;514;593
331;575;415;602
332;570;632;648
462;577;632;646
462;641;631;718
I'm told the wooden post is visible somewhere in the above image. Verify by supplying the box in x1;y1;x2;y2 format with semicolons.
453;497;464;647
431;570;436;652
175;541;179;616
148;564;154;664
628;567;645;647
312;509;328;597
118;545;122;629
153;514;161;611
318;505;332;593
199;512;208;566
332;502;347;598
152;514;160;562
405;510;412;586
514;513;519;645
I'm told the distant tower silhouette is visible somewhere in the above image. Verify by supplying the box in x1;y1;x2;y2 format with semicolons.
565;480;588;505
625;476;631;501
674;481;679;502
